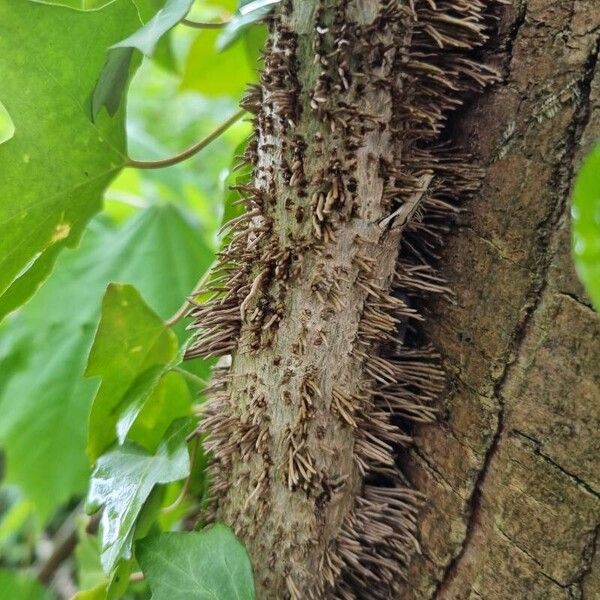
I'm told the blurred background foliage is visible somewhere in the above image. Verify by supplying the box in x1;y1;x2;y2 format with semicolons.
1;1;598;598
0;0;262;596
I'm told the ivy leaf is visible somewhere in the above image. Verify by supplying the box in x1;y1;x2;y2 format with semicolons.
0;204;213;521
0;570;55;600
0;1;153;321
117;369;193;452
86;283;179;461
137;525;256;600
217;0;280;51
572;143;600;311
87;419;192;573
93;0;195;119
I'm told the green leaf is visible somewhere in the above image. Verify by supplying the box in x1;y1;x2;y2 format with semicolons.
92;47;137;120
243;23;268;68
76;529;106;591
87;419;192;572
28;0;117;9
572;142;600;311
72;582;108;600
216;0;280;51
86;283;179;460
181;29;257;97
114;365;169;446
0;100;15;146
107;560;135;599
204;0;236;10
0;498;35;546
0;204;213;520
0;1;151;321
120;370;193;452
93;0;195;118
116;0;194;56
0;570;55;600
137;525;256;600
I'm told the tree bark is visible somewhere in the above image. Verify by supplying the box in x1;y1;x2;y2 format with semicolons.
187;0;600;598
399;1;600;599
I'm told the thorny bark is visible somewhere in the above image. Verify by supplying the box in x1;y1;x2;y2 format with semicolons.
398;1;600;599
185;0;600;598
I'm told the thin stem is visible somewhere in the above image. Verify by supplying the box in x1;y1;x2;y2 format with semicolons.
127;109;246;170
182;18;229;29
161;437;201;515
171;366;207;388
166;259;217;326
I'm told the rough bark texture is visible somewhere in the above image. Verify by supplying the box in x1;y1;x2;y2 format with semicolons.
399;1;600;599
188;0;501;598
187;0;600;598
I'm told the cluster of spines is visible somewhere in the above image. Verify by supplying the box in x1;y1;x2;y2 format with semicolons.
319;1;500;597
185;0;501;598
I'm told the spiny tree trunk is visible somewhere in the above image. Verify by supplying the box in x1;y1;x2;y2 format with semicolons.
186;0;600;599
398;1;600;599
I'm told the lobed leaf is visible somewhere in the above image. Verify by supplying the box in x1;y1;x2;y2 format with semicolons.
0;205;213;520
87;419;192;572
0;1;152;321
137;525;256;600
86;283;179;460
93;0;195;119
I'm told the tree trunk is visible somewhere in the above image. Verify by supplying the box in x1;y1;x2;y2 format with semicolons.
187;0;600;599
400;1;600;599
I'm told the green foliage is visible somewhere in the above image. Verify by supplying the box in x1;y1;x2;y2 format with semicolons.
76;529;106;591
86;283;183;460
0;1;152;321
93;0;194;118
28;0;116;9
181;29;257;97
137;525;256;600
572;142;600;311
217;0;280;50
87;419;192;572
0;0;262;596
0;570;55;600
0;205;213;520
73;583;109;600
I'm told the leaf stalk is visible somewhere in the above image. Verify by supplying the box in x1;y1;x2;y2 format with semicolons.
182;18;230;29
126;109;246;170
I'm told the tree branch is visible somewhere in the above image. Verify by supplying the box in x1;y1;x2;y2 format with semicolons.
37;511;101;585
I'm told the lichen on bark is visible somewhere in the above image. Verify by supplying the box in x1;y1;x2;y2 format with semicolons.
186;0;501;597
